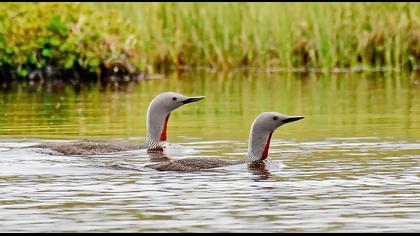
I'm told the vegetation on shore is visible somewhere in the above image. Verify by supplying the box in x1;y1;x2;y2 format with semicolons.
107;2;420;72
1;2;419;83
0;3;141;83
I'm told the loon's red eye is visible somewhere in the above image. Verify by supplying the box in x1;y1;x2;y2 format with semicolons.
273;116;278;120
172;97;177;101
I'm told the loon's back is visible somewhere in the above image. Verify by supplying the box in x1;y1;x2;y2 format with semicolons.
31;140;146;155
146;157;241;171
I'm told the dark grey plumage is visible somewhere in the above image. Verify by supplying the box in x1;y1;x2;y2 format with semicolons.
30;140;146;156
146;157;245;171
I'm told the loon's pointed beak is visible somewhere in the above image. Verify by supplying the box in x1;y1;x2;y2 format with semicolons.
283;116;304;123
182;96;205;104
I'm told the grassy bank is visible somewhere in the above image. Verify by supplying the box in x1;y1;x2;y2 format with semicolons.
0;3;142;83
1;2;420;82
99;2;420;72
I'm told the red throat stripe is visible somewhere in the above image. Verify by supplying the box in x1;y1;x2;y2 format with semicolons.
261;131;273;160
160;113;171;141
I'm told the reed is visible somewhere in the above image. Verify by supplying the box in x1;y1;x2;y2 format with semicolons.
96;2;420;72
1;2;419;80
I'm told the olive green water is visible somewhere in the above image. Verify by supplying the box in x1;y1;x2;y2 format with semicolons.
0;72;419;232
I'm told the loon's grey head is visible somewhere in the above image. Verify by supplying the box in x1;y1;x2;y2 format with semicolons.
247;112;304;161
148;92;205;113
146;92;205;148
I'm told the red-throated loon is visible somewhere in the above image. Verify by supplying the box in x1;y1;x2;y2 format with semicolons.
146;112;304;171
30;92;205;155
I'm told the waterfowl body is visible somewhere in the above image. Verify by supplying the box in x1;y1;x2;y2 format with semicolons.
31;92;205;155
148;157;245;172
33;140;146;156
147;112;304;171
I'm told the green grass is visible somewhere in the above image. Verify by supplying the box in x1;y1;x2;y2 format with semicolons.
1;2;420;79
95;2;420;72
0;3;140;81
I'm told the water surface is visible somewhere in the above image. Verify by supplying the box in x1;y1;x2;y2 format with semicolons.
0;72;419;232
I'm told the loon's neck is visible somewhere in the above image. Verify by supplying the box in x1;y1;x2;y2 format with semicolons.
225;128;274;165
247;126;273;162
145;103;171;149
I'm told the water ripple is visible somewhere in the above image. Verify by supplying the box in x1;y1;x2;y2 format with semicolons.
0;138;419;232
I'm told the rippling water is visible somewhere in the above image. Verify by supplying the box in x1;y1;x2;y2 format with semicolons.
0;72;419;232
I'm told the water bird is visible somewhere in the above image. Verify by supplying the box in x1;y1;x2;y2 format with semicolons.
147;112;304;171
30;92;205;155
